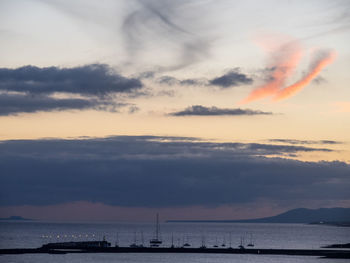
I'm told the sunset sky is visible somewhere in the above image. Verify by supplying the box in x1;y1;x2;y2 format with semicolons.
0;0;349;221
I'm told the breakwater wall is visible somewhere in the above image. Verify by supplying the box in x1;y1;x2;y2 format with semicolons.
1;246;350;258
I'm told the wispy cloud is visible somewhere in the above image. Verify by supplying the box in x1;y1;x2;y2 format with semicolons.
274;50;336;101
240;38;336;104
240;41;302;104
122;0;210;70
268;139;342;145
157;76;205;86
169;105;272;116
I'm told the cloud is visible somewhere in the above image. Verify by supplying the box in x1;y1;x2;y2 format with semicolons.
274;49;336;101
169;105;272;116
0;93;122;116
209;69;253;88
1;136;347;207
0;64;143;97
268;139;342;145
122;0;210;70
240;40;303;104
157;76;205;86
128;105;140;114
312;75;326;85
0;64;143;115
154;68;253;88
239;38;336;104
303;1;350;39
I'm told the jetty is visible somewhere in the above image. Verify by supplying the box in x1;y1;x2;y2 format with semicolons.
1;244;350;259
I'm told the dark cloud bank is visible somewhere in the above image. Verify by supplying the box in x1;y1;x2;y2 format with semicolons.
0;64;256;115
170;105;272;116
0;64;142;115
0;136;348;207
0;64;142;96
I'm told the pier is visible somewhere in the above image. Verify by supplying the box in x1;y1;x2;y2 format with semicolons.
1;246;350;258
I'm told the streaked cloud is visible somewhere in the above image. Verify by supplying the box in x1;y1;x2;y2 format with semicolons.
0;93;121;116
157;76;205;86
240;38;336;104
240;40;303;104
268;139;342;145
169;105;272;116
274;49;337;101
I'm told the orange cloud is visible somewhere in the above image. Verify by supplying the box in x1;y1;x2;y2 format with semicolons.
240;41;302;104
274;50;337;101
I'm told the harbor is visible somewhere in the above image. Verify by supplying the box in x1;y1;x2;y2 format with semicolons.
1;214;350;259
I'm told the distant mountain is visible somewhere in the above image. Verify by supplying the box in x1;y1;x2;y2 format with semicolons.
166;207;350;224
0;216;33;221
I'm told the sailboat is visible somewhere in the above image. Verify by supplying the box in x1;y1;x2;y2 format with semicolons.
139;231;144;247
200;235;206;249
221;236;226;247
129;232;138;248
149;213;162;247
247;233;254;247
239;236;245;249
115;232;119;247
213;237;218;248
183;236;191;247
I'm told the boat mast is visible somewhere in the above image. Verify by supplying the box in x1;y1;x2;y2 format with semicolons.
156;213;159;240
229;232;232;248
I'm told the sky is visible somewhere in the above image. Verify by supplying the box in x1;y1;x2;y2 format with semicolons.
0;0;349;221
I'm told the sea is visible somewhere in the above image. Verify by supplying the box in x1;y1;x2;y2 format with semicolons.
0;221;349;263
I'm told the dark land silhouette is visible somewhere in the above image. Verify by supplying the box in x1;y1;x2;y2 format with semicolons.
166;207;350;224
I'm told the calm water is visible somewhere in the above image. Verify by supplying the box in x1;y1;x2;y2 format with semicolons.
1;221;349;263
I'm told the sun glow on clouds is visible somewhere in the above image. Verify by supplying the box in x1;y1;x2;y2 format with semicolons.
274;50;337;101
240;37;336;104
240;41;303;104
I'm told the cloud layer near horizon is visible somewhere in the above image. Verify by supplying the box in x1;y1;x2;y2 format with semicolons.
0;136;348;207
